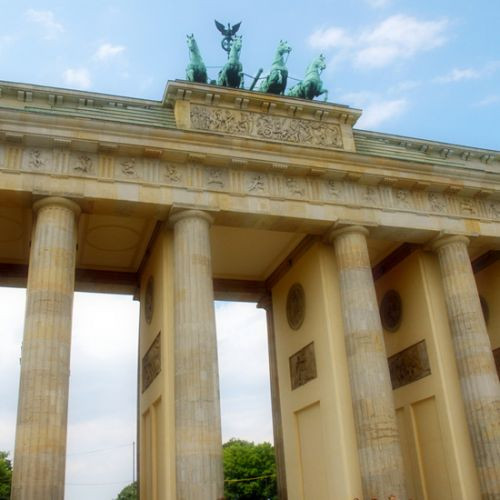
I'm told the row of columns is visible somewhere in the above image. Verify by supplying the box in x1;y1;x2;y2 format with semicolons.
10;198;500;499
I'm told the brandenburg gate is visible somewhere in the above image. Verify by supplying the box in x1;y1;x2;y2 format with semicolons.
1;77;499;499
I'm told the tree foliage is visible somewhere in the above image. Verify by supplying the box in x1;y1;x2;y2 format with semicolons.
223;439;277;500
0;451;12;500
115;481;137;500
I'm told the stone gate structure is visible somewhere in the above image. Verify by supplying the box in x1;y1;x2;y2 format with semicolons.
1;78;499;499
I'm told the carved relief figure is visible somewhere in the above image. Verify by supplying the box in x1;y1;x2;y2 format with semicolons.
248;174;265;193
191;106;250;135
460;198;476;215
286;177;305;197
207;168;224;188
165;164;181;183
74;154;92;173
489;201;500;219
428;192;446;212
121;158;136;176
327;179;341;197
29;149;45;169
395;189;410;207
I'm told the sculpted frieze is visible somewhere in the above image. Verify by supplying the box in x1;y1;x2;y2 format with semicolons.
190;104;343;149
1;143;499;225
72;153;94;174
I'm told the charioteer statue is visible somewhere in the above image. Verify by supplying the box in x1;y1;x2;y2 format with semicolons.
184;21;328;101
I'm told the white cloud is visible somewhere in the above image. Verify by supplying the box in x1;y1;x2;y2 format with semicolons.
388;80;421;93
435;61;500;84
25;9;64;40
309;27;353;50
63;68;91;89
94;43;126;61
341;91;408;128
358;99;408;128
435;67;481;83
476;95;500;106
309;15;449;69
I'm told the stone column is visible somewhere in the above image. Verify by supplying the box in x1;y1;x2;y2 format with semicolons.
170;210;223;500
329;226;406;500
11;197;80;500
432;235;500;499
257;295;288;500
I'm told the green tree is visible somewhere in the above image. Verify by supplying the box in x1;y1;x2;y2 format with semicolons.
223;439;277;500
115;481;137;500
0;451;12;500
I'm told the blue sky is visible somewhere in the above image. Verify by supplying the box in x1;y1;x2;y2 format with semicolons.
1;0;499;148
0;1;499;498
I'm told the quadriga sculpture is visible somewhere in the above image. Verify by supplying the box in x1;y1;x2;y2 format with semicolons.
217;36;244;88
259;40;292;95
185;34;208;84
287;54;328;101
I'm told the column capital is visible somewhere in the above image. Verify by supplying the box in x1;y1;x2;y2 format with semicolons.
430;234;470;251
33;196;81;216
327;224;369;244
169;209;214;226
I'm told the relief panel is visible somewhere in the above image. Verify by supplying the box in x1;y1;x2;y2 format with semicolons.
190;104;344;149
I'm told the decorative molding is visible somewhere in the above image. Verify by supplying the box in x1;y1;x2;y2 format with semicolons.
142;333;161;392
388;340;431;390
286;283;306;330
289;342;317;390
0;142;499;225
190;104;344;149
380;290;403;332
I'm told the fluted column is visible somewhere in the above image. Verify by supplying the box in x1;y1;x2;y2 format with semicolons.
11;197;80;500
257;295;288;500
170;210;223;500
432;235;500;499
329;226;406;500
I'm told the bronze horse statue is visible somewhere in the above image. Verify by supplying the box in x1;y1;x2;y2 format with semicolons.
185;34;208;84
259;40;292;95
217;36;244;88
288;54;328;101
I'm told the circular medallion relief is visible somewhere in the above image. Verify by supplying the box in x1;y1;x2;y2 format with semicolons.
380;289;402;332
286;283;306;331
480;295;489;325
145;276;154;324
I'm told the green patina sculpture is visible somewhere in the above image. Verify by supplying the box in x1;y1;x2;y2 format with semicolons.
185;34;208;84
217;36;244;88
287;54;328;101
259;40;292;95
215;20;241;55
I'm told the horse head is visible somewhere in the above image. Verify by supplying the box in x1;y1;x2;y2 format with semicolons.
186;34;196;50
229;35;242;56
314;54;326;73
277;40;292;57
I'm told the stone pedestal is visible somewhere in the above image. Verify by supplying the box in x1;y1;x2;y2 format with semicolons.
11;197;80;500
170;210;223;499
329;226;407;499
432;235;500;499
